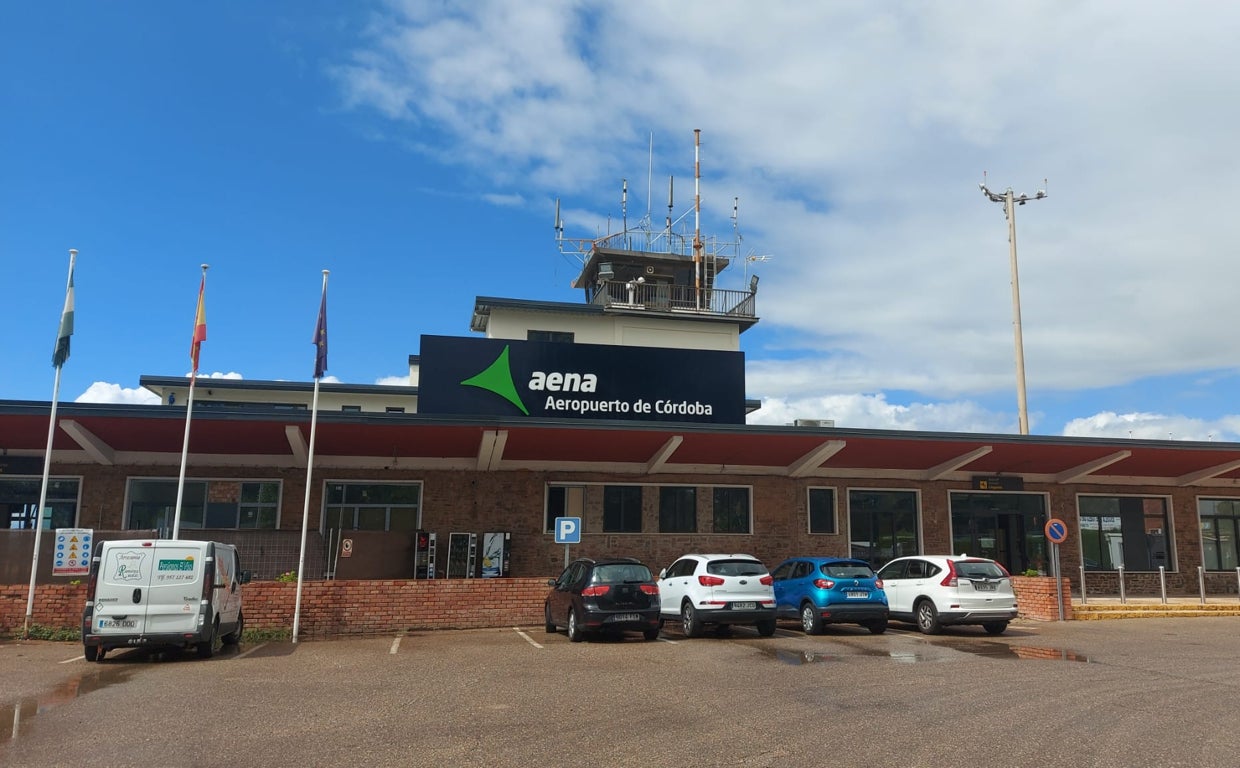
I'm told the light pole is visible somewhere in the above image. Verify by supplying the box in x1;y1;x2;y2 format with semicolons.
980;180;1046;435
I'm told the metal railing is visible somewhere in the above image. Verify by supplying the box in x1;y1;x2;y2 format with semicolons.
1078;565;1240;604
590;280;756;319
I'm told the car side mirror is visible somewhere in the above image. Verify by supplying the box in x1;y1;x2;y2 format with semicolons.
658;569;667;579
547;578;557;587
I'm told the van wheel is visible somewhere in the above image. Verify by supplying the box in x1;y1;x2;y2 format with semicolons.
197;624;221;659
222;612;244;645
84;645;99;662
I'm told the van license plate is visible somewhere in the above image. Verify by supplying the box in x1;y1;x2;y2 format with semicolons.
730;602;756;610
100;619;136;628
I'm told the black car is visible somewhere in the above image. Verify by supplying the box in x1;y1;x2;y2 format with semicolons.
544;557;662;642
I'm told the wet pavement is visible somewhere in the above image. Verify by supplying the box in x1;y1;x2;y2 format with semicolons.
3;617;1240;767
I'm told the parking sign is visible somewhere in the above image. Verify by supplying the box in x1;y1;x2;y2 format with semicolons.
554;516;581;544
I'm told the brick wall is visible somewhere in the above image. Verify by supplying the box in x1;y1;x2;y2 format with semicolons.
1;578;551;638
1011;576;1075;621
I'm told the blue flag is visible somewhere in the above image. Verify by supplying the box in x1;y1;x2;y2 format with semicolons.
313;284;327;379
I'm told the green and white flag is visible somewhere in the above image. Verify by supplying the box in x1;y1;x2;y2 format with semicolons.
52;259;75;368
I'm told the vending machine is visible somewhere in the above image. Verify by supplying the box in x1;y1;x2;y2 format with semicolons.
445;532;477;579
481;532;511;578
413;530;437;579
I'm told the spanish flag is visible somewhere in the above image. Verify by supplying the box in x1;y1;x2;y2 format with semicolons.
190;272;207;372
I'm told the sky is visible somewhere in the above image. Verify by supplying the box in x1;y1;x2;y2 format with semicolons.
4;1;1240;441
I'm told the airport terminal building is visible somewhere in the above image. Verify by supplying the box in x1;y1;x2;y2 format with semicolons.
5;237;1240;599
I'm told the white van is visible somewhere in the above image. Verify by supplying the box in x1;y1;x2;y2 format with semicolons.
82;539;251;661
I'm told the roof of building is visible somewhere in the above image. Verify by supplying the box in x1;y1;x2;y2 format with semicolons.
4;399;1239;486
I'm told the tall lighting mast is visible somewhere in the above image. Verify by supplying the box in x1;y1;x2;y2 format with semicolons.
980;178;1047;435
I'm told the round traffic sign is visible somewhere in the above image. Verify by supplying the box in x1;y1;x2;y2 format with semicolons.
1044;518;1068;544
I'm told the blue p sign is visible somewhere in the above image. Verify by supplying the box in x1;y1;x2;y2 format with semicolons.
554;516;581;544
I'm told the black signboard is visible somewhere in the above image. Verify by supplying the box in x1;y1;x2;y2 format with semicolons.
971;476;1024;491
0;456;45;475
418;335;746;424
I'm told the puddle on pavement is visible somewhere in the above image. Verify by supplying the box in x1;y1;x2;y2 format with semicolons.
2;664;137;746
765;642;1090;666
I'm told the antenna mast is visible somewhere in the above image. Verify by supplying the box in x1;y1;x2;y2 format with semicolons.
693;128;702;309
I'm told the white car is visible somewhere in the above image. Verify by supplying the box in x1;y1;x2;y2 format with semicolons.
876;555;1017;635
657;554;777;638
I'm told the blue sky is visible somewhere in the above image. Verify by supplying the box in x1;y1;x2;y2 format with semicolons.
4;1;1240;441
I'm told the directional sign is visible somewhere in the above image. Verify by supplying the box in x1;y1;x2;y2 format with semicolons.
554;516;581;544
1044;518;1068;544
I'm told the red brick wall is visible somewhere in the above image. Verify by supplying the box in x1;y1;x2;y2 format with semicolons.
1011;576;1075;621
1;579;551;638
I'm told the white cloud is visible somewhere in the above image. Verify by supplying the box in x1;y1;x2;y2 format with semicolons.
75;382;160;405
375;374;411;386
749;393;1011;433
1063;412;1240;442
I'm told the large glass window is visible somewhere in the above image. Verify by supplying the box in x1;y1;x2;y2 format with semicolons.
1078;495;1172;571
949;492;1047;575
126;479;279;532
1199;498;1240;571
712;487;751;534
545;485;585;533
603;486;643;533
659;486;697;533
808;488;837;534
2;477;79;529
324;481;421;533
849;489;919;568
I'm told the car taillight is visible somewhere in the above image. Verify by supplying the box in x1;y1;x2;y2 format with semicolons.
759;575;773;586
638;584;659;596
940;560;959;587
812;578;836;589
698;575;725;587
875;579;884;589
581;585;611;597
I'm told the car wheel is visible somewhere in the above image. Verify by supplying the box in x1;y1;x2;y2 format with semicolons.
643;627;660;641
681;602;703;638
983;621;1009;636
567;609;585;642
800;603;823;635
915;600;942;635
222;612;244;645
756;619;777;637
864;619;888;635
544;604;557;634
84;645;99;662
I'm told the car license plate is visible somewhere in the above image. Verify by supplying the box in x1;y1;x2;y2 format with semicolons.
973;582;996;592
730;602;756;610
608;613;644;623
845;591;868;599
99;619;136;628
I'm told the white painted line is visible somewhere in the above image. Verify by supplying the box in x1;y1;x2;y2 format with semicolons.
61;655;84;664
235;642;267;660
657;637;679;644
390;634;404;654
513;627;544;649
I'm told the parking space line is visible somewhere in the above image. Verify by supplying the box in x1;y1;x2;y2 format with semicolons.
235;642;268;660
390;633;405;654
60;654;85;664
513;627;544;649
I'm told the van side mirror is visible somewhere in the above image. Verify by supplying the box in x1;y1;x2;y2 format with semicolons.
239;570;253;585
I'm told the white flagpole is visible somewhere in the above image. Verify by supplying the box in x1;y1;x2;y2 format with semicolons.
293;270;329;643
24;249;77;639
173;264;208;539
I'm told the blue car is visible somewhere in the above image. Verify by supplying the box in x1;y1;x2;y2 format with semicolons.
770;557;889;635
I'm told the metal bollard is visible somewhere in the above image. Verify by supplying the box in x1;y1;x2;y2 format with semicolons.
1199;566;1207;605
1118;565;1126;604
1159;565;1167;604
1079;565;1088;604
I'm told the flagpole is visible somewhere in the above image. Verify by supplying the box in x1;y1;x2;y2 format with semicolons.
293;270;329;643
24;249;77;639
173;264;208;539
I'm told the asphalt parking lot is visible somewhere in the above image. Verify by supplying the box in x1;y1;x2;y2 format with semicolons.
5;617;1240;768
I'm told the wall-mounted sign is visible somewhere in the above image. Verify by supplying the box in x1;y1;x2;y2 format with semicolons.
0;456;44;475
971;476;1024;491
418;335;746;424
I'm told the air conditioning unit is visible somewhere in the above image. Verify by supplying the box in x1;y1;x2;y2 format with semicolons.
793;419;835;428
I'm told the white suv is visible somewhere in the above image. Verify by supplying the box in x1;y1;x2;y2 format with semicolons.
657;554;777;638
876;555;1017;635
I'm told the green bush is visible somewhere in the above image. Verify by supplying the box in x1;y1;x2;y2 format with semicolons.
7;624;81;642
243;627;292;642
275;570;298;583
